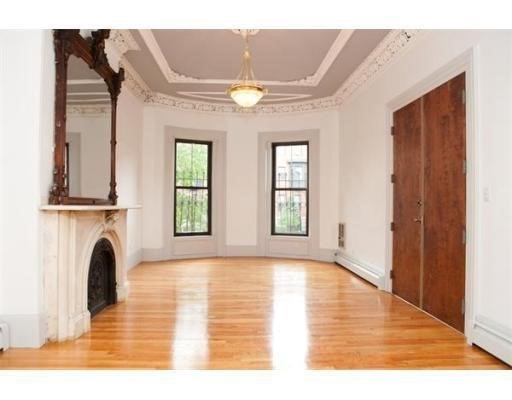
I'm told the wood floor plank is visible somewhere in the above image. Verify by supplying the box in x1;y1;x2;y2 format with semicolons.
0;257;508;369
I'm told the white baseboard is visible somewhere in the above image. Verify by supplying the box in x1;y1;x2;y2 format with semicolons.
0;313;46;348
143;246;335;263
472;315;512;366
335;252;385;289
127;249;143;270
142;247;170;261
225;245;259;256
314;248;336;262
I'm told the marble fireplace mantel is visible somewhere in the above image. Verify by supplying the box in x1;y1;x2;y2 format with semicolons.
41;205;140;342
41;205;141;211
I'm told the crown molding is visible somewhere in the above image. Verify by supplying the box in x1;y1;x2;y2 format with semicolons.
68;105;110;116
105;29;140;72
120;58;152;101
137;29;354;87
335;29;422;102
121;29;422;115
110;29;140;55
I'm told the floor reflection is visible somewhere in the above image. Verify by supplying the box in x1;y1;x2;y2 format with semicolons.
271;265;309;369
171;270;209;369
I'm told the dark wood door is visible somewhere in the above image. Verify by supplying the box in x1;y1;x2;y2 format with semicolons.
392;73;466;333
392;98;423;307
422;73;466;332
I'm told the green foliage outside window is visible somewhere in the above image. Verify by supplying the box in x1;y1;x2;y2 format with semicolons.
175;141;210;234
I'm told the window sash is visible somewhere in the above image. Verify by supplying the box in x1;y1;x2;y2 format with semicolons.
174;139;212;236
271;141;309;236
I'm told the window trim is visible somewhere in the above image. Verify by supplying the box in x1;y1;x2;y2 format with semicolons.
173;138;213;237
271;141;309;237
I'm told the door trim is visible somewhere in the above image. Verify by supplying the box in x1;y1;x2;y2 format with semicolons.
384;48;478;342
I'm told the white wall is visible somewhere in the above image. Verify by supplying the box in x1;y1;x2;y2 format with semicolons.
0;30;54;347
141;106;340;259
337;30;512;364
117;88;144;268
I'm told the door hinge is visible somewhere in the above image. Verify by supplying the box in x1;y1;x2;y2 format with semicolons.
390;269;395;280
390;222;396;231
462;89;466;105
462;228;466;245
391;173;396;183
462;160;467;175
461;299;465;315
390;126;395;136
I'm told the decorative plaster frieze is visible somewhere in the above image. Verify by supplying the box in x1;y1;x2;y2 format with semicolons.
335;29;422;102
67;105;110;116
121;29;422;115
105;29;140;73
121;58;153;101
109;29;140;55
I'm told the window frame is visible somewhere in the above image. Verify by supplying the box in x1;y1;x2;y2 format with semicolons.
271;141;309;237
173;138;213;237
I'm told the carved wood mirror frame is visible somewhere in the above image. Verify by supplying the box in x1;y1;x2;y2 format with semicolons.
49;29;124;205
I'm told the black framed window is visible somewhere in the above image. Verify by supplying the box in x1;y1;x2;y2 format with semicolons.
271;141;309;236
174;139;212;236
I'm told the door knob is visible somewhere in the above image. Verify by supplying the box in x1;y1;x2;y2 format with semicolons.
413;217;423;223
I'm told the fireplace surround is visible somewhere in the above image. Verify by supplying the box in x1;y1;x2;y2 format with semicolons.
41;205;133;342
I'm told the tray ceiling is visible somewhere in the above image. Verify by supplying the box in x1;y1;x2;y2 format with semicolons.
119;29;390;105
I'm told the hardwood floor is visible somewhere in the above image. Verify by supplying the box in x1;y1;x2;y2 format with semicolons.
0;257;507;369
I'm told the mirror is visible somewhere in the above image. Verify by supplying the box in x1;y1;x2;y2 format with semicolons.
66;55;111;198
49;29;124;205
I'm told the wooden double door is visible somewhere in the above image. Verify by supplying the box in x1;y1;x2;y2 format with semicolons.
392;73;466;332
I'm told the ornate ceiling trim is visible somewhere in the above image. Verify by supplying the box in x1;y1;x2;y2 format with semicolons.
120;58;152;101
109;29;140;54
68;105;110;115
335;29;421;102
137;29;354;87
68;79;104;85
120;29;422;115
105;29;140;73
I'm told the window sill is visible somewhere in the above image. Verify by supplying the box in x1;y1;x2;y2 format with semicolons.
173;235;214;241
269;235;309;240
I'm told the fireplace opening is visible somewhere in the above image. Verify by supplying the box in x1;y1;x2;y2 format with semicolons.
88;238;117;318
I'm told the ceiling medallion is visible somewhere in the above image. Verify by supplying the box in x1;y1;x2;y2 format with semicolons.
227;29;267;108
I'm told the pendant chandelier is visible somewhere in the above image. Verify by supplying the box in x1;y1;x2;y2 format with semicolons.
227;30;267;108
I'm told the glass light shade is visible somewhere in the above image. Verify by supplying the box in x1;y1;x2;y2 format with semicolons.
228;84;266;108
